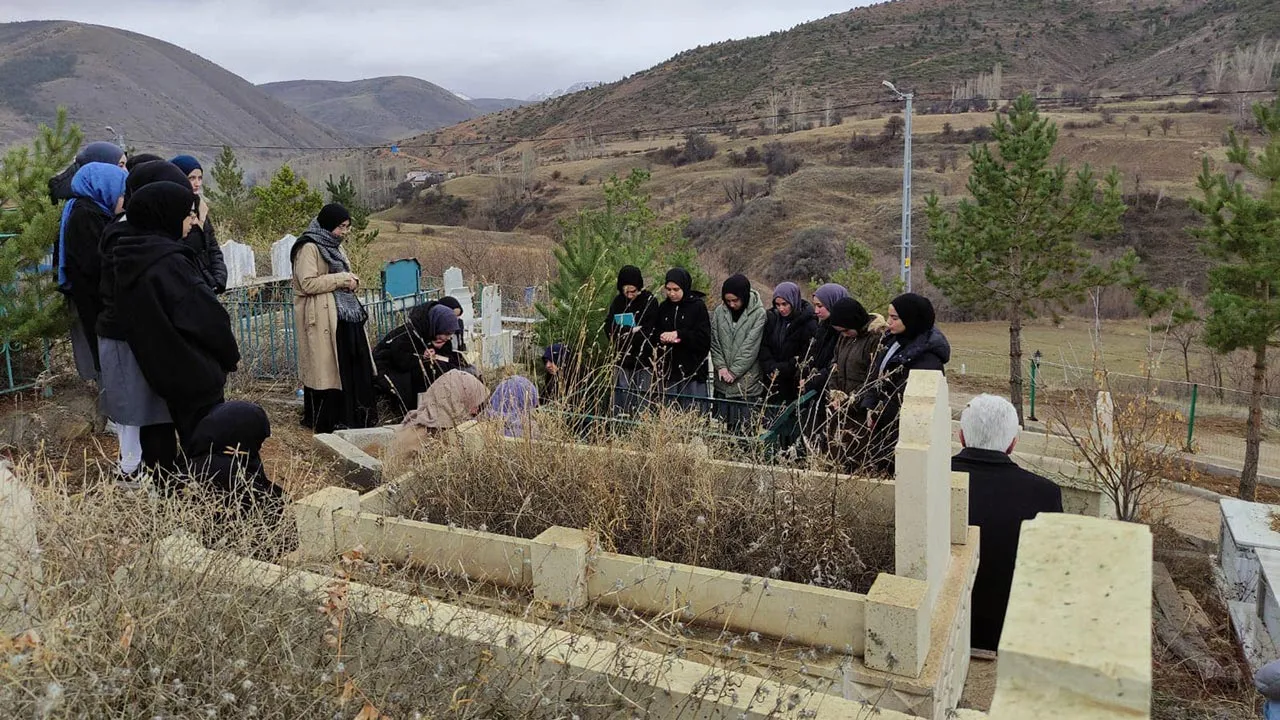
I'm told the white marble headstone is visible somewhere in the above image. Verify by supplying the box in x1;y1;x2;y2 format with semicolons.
271;235;296;279
481;285;502;337
222;241;256;288
448;289;475;338
443;266;465;294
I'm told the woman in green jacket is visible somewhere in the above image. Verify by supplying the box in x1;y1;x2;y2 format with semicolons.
711;274;766;431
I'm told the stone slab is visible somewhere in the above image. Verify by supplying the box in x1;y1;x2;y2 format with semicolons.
313;433;381;489
1257;547;1280;651
1221;498;1280;551
0;462;39;633
530;526;592;608
865;573;930;676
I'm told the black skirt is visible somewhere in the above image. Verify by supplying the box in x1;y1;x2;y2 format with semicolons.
302;320;378;433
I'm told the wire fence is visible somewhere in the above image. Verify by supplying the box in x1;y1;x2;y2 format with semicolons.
951;348;1280;473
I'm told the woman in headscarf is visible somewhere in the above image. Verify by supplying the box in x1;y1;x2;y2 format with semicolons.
97;160;193;476
57;162;128;378
825;297;888;467
710;274;766;431
170;155;227;294
47;141;126;203
485;375;539;439
184;401;288;533
653;267;711;401
373;301;461;419
540;343;575;402
291;203;377;433
605;265;659;413
386;370;491;471
797;282;849;448
758;281;817;406
858;293;951;471
113;181;240;462
435;295;468;352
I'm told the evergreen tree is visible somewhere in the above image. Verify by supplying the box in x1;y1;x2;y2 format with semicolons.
324;174;379;279
1191;97;1280;501
535;169;706;362
0;109;81;342
829;240;903;317
205;145;253;240
250;164;323;242
925;93;1127;424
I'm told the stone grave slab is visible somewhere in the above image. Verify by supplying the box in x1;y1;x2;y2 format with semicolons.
222;241;257;288
271;235;295;279
1220;498;1280;602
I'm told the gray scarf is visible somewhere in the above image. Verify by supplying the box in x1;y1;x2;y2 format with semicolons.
300;219;367;323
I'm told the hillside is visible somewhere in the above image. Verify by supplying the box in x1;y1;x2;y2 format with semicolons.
408;0;1280;153
0;20;351;151
260;76;526;143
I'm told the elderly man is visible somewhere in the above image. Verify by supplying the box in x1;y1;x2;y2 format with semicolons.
953;393;1063;653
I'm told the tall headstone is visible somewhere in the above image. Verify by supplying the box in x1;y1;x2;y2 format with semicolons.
271;235;296;280
893;370;952;613
443;266;465;295
481;285;503;337
222;241;257;288
448;289;475;338
0;462;40;634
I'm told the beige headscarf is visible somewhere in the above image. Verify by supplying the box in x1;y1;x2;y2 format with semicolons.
402;370;490;430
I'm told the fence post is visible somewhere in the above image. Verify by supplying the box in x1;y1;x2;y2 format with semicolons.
1185;383;1198;452
1028;350;1041;422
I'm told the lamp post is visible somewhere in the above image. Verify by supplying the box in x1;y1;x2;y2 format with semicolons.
882;80;913;292
104;125;124;148
1028;349;1043;422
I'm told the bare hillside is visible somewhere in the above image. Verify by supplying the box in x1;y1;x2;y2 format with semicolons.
0;20;350;151
260;76;526;143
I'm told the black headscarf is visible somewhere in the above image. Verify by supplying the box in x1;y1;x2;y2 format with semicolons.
126;181;196;241
125;160;190;204
617;265;644;293
187;401;271;460
721;273;751;321
829;298;872;332
317;203;351;231
125;153;164;172
664;268;693;295
436;295;463;313
890;293;936;339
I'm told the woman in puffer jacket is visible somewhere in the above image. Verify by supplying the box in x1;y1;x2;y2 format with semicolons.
710;274;766;431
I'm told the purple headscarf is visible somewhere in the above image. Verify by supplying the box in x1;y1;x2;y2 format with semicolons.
772;282;802;311
814;283;850;310
485;375;539;438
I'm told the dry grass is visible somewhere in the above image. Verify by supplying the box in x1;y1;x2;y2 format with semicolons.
389;410;895;595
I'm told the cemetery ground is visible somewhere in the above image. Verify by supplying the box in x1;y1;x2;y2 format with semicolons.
0;338;1272;718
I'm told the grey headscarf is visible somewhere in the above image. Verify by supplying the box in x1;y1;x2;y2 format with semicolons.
297;219;367;323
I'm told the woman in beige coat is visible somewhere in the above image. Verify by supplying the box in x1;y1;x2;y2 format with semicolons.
291;204;377;432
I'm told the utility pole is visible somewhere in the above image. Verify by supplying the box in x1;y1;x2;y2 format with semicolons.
882;80;913;292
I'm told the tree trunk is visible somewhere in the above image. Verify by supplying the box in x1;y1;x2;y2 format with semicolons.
1010;314;1025;427
1181;342;1192;386
1241;342;1267;501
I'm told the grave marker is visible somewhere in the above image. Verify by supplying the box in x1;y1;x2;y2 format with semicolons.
222;241;257;288
271;235;296;279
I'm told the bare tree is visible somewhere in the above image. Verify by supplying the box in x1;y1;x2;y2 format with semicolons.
520;148;537;191
766;91;782;135
1210;51;1231;93
824;98;834;128
789;87;802;133
1232;38;1280;124
1158;117;1175;136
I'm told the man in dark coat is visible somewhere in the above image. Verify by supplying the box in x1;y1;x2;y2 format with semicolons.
951;393;1063;653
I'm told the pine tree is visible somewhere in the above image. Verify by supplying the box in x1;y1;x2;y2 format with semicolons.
250;164;323;242
534;169;706;362
324;174;379;279
1191;97;1280;501
0;109;82;342
205;145;253;240
925;93;1127;425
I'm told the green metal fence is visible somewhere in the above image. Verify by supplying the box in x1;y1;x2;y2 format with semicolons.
0;229;53;396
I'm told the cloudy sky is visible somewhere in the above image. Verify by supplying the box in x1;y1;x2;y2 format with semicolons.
6;0;870;98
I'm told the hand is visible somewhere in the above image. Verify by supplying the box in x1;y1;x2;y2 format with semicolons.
717;368;735;384
423;348;436;361
344;275;359;291
660;331;679;344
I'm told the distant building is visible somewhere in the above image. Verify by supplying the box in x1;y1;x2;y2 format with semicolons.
405;170;452;187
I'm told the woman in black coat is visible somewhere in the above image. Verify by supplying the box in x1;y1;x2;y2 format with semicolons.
758;281;817;405
605;265;659;411
113;181;240;454
170;155;228;294
652;268;711;399
373;302;461;419
858;293;951;472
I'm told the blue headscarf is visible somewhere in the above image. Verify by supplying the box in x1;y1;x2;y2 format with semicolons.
169;155;202;176
57;162;127;290
485;376;539;438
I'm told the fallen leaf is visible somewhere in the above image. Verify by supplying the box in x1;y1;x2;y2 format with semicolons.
119;612;135;651
341;678;358;703
353;702;381;720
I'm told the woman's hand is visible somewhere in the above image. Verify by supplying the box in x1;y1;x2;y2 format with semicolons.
717;368;736;384
344;274;359;291
660;331;679;344
197;197;210;224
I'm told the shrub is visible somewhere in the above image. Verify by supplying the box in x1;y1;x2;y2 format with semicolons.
762;142;803;177
769;226;845;283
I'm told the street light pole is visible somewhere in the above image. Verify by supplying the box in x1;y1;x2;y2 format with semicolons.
882;80;913;292
104;125;124;148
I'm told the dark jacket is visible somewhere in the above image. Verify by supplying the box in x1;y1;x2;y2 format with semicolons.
952;448;1063;651
830;315;889;396
61;200;114;366
800;322;840;395
653;291;711;383
372;302;460;415
185;401;286;512
758;300;817;403
96;217;133;340
858;327;951;471
183;218;228;294
605;290;659;371
114;231;240;409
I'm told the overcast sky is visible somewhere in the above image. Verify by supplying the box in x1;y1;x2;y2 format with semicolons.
6;1;870;98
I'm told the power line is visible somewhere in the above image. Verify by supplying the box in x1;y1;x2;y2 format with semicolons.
72;87;1277;154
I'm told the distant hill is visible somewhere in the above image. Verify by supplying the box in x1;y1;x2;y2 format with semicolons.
0;20;351;152
415;0;1280;149
260;76;528;142
525;81;604;102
